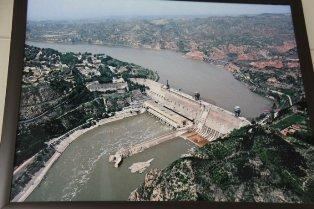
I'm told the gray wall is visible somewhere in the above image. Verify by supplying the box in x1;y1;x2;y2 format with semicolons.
0;0;314;141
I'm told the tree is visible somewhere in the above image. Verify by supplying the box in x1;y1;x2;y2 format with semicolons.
61;53;78;66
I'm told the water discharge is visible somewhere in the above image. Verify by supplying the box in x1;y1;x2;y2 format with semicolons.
25;41;273;201
26;113;194;201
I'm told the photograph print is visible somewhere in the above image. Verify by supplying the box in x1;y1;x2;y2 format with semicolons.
11;0;314;203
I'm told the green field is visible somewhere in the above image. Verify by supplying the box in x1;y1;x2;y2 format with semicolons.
272;114;306;130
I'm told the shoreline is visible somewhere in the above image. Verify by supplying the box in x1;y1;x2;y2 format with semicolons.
26;40;218;69
27;40;273;105
15;42;273;201
12;108;145;202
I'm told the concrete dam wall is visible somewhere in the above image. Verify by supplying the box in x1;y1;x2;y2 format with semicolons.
131;78;250;138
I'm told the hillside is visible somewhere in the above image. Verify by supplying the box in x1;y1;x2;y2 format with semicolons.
129;112;314;202
11;45;158;199
26;14;304;110
15;45;156;166
27;14;294;52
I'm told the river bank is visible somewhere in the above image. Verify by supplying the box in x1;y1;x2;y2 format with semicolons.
28;41;272;119
12;108;145;202
12;40;272;201
25;113;190;201
27;40;274;108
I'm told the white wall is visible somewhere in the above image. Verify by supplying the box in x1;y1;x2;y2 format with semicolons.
302;0;314;61
0;0;14;142
0;0;314;141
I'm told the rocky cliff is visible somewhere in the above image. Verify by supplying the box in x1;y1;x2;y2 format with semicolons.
129;125;313;203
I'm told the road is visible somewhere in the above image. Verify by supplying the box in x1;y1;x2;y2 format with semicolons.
270;90;293;106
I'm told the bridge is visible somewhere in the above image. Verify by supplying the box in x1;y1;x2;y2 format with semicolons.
131;78;250;144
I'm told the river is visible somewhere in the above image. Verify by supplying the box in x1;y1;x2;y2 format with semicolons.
26;113;194;201
28;41;272;119
25;41;272;201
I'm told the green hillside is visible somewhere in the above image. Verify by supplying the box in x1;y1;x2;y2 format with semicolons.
129;110;313;202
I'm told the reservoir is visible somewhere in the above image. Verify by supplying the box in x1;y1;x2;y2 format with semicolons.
26;113;194;201
28;41;272;119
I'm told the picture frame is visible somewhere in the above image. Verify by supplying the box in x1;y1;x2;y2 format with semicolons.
0;0;313;208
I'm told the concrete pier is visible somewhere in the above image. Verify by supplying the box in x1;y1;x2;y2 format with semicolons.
109;129;188;167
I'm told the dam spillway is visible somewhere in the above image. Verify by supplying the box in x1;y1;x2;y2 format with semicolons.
131;78;250;142
109;78;251;167
143;100;191;129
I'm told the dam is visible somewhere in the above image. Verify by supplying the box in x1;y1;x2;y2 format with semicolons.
131;78;250;139
109;78;250;166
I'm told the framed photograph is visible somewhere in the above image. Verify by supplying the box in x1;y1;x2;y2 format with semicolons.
0;0;313;208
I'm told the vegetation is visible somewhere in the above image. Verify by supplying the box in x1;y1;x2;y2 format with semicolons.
130;124;313;202
273;114;306;130
130;101;313;202
60;52;78;66
15;45;154;166
98;66;114;83
12;44;157;200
